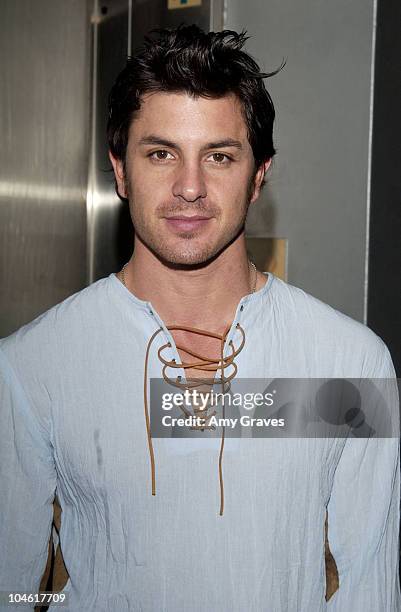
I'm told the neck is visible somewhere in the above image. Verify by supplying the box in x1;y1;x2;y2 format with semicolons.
120;234;266;331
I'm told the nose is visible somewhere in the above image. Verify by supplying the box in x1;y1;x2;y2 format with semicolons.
172;161;207;202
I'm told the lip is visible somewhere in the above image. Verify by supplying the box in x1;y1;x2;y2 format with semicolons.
165;215;212;220
164;215;212;232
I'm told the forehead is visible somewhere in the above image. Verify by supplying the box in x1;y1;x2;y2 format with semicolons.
129;91;249;144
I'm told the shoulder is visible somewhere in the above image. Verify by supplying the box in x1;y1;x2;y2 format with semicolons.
0;275;111;376
0;276;113;423
267;275;395;377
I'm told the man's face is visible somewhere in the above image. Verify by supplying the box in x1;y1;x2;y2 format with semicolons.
110;91;270;266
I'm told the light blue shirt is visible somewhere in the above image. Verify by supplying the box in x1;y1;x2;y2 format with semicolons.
0;272;400;611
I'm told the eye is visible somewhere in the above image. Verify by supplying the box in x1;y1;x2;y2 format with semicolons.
208;152;232;164
149;150;174;162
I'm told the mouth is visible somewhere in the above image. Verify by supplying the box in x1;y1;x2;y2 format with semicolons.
164;215;213;232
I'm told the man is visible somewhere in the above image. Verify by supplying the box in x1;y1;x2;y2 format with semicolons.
0;25;399;611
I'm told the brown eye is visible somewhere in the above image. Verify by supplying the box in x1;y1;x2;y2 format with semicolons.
209;152;231;164
150;150;173;161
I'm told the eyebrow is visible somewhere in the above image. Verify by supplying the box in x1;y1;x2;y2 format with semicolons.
138;134;243;151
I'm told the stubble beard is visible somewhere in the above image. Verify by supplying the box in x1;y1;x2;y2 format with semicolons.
126;172;256;267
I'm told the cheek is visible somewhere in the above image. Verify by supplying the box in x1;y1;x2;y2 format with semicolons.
129;169;165;207
128;157;253;209
205;165;250;196
219;169;253;203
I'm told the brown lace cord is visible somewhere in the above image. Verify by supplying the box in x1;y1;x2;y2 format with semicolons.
143;322;246;516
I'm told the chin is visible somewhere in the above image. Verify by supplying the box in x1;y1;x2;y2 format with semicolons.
148;239;222;267
138;226;242;267
157;249;214;267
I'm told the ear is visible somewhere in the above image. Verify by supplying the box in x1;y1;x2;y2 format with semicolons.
249;158;272;204
108;150;128;199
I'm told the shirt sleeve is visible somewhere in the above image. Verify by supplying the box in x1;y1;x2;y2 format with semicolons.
326;341;401;610
0;347;57;610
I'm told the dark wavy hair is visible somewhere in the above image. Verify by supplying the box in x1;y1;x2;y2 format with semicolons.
107;24;284;193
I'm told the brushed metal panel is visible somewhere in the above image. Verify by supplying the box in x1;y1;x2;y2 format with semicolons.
87;0;131;284
0;0;91;336
130;0;212;53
